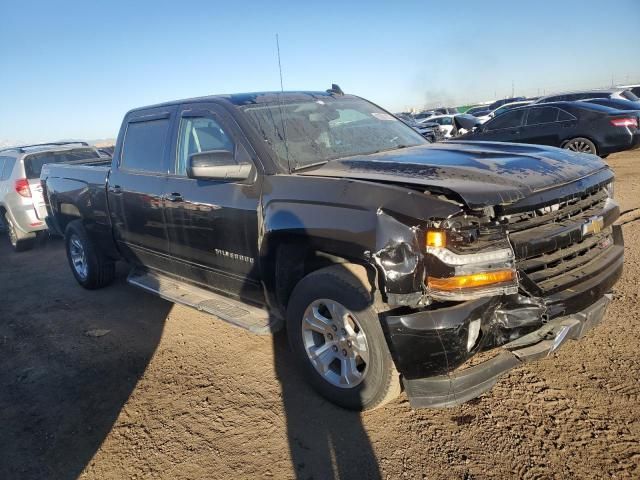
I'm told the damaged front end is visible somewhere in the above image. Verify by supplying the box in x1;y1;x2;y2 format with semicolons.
372;179;623;407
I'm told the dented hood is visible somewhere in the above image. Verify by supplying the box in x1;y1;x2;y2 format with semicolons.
298;141;610;209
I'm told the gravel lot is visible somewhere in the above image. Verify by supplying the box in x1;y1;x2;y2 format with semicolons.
1;150;639;480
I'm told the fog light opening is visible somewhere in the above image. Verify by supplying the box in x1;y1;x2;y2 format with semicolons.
467;318;481;351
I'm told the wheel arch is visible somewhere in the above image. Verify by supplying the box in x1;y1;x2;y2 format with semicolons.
260;231;380;315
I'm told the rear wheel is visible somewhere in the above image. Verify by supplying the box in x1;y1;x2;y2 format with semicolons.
563;137;597;155
286;264;400;410
4;212;36;252
65;220;115;289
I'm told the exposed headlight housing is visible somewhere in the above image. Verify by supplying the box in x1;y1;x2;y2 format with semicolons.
424;222;518;301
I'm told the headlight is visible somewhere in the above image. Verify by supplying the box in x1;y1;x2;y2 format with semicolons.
424;227;518;301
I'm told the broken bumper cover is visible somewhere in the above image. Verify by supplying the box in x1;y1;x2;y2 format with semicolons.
402;293;612;408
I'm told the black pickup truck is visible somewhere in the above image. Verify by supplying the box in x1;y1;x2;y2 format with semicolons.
41;89;623;410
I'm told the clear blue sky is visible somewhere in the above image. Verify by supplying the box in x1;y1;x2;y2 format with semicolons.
1;0;638;143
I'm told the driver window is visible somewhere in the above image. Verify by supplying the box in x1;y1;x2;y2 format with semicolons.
177;116;234;176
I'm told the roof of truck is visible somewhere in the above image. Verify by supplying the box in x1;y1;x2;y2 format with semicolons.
127;91;357;114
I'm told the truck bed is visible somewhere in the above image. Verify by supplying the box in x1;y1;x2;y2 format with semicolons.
41;162;115;254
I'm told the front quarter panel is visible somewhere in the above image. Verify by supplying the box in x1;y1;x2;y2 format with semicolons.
260;174;464;305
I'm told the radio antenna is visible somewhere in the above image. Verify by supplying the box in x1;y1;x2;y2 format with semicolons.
276;33;285;94
275;33;291;171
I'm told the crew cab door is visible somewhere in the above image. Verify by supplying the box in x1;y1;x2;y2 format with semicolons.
163;103;264;304
108;107;176;270
476;109;525;142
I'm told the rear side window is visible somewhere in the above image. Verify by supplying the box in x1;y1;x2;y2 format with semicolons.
485;110;525;130
526;107;558;125
121;118;170;173
558;109;576;121
24;149;100;179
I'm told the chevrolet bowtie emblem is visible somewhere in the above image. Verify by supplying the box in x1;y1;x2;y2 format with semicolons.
581;215;604;237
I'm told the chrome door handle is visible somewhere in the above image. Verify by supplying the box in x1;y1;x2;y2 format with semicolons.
163;192;183;202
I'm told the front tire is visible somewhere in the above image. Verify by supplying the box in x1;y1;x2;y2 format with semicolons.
4;212;35;252
563;137;597;155
65;220;115;289
286;264;400;410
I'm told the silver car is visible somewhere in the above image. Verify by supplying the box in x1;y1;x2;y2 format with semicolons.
0;142;102;252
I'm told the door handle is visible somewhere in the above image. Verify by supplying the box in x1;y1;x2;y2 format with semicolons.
163;192;183;202
108;185;122;194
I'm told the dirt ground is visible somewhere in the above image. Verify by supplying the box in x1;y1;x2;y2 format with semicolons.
1;150;639;480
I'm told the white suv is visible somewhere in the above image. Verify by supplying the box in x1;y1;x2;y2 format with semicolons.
0;142;102;252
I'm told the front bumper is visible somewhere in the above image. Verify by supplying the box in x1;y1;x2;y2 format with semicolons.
402;293;612;408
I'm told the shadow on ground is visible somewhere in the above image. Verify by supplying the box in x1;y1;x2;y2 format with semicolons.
0;237;172;480
0;232;383;479
272;332;382;479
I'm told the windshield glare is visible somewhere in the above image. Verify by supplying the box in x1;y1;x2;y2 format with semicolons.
240;97;427;170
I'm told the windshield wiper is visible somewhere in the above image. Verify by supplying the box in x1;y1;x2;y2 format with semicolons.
370;144;411;154
292;160;330;172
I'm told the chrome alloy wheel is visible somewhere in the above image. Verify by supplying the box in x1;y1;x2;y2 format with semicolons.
69;234;88;280
301;299;370;388
566;139;593;153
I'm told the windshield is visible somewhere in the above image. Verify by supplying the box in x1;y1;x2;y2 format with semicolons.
240;96;427;170
24;148;100;179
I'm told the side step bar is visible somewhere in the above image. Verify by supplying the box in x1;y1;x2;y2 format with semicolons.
127;269;281;335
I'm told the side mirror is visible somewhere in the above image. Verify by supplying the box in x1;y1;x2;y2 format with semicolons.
187;150;252;181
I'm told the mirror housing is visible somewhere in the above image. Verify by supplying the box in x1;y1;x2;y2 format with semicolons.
187;150;252;181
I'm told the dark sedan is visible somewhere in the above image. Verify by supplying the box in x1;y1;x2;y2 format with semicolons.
458;101;640;157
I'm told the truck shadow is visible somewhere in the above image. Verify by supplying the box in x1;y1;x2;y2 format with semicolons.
271;330;383;479
250;207;383;479
0;229;382;479
0;238;171;480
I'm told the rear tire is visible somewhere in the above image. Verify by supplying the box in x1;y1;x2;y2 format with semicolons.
286;264;400;411
563;137;597;155
4;212;36;252
65;220;115;289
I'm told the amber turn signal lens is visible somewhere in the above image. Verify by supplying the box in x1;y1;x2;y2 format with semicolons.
426;230;446;248
427;269;515;291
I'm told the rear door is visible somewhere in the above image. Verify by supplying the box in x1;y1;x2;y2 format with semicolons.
519;106;562;146
162;103;264;303
108;108;176;271
476;109;526;142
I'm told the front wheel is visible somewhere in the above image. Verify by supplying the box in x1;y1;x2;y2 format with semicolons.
65;220;115;289
563;137;597;155
286;264;400;410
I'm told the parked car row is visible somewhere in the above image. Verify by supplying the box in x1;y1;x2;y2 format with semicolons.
458;100;640;157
